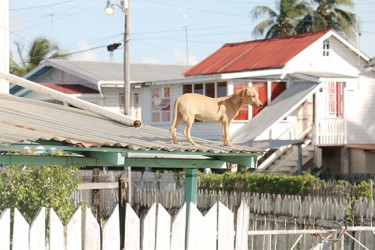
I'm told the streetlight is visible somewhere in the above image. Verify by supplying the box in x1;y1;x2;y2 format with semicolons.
105;0;132;210
105;0;130;116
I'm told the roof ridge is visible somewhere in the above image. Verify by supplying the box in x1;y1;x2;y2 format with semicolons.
224;29;331;47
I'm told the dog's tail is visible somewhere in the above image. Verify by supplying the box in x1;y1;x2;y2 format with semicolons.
170;97;180;132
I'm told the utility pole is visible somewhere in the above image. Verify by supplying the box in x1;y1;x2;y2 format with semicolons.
123;0;130;116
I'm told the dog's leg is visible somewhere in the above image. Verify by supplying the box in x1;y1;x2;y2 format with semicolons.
171;114;183;144
222;120;234;147
184;118;198;146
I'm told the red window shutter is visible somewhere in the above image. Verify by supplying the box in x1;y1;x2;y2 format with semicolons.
252;82;267;117
271;82;286;101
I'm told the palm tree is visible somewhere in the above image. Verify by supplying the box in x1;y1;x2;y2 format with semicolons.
251;0;311;38
295;0;357;39
10;37;69;76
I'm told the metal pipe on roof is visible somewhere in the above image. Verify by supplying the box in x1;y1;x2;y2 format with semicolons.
0;71;142;127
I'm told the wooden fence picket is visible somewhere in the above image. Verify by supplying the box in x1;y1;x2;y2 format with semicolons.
142;203;157;250
156;203;171;250
203;202;217;250
0;208;10;250
67;207;82;250
218;202;234;250
124;203;140;250
235;200;249;250
30;208;45;250
186;202;205;250
49;208;64;250
13;208;29;250
170;203;186;250
102;205;120;250
84;206;100;250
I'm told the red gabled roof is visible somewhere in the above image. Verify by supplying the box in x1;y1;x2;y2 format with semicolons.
184;30;331;76
40;83;99;94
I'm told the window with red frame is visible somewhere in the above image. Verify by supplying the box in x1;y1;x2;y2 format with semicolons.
328;81;343;117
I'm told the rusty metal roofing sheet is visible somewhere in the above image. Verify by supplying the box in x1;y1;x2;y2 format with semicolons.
184;30;329;76
0;94;259;154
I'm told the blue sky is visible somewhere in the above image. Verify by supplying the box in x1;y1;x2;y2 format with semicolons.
9;0;375;66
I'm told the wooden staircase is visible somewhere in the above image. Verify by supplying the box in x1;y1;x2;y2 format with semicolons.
255;140;315;174
255;125;315;174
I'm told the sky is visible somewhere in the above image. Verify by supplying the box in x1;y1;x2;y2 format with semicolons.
8;0;375;66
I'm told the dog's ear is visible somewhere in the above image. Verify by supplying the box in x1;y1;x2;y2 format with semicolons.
236;88;247;98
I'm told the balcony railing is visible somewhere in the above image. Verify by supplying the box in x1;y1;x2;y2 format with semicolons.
315;118;346;146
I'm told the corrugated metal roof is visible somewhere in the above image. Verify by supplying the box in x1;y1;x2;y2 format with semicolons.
0;94;259;154
184;30;330;76
36;59;192;83
232;82;322;144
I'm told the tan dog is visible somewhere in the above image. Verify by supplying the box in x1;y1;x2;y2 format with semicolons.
170;87;263;147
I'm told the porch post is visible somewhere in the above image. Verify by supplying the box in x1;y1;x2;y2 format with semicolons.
297;143;303;175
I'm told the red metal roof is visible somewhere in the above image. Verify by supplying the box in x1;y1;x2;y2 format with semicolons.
184;30;330;76
41;83;99;94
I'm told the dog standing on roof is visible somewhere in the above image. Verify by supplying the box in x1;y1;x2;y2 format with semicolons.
170;87;263;147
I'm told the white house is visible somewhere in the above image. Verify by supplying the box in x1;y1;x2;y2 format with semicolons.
139;29;375;175
16;29;375;175
12;60;191;120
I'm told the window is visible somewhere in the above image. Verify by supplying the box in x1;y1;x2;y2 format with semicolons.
323;40;330;57
328;81;343;117
152;87;170;123
183;82;227;98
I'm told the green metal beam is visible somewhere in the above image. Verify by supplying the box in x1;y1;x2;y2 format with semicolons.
124;158;226;169
0;155;109;166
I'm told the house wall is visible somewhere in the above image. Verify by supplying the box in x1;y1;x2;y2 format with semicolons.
287;37;361;76
101;87;121;113
348;149;375;174
345;74;375;144
33;68;96;89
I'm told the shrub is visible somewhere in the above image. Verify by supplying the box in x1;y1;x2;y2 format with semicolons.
0;164;81;224
199;172;321;196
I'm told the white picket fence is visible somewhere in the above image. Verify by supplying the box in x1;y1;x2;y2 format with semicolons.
2;200;375;250
0;201;250;250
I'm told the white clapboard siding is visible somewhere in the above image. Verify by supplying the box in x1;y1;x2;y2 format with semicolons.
0;208;10;250
13;208;30;250
30;208;45;250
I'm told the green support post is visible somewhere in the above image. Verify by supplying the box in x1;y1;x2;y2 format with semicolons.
184;168;198;250
185;168;198;204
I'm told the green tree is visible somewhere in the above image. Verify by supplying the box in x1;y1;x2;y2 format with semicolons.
10;37;69;76
295;0;357;38
0;161;81;224
251;0;311;38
